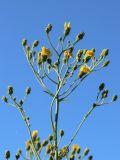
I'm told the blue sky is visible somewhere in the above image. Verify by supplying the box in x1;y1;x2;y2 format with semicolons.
0;0;120;159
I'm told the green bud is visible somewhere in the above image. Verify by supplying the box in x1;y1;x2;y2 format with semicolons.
5;150;10;159
102;89;109;98
8;86;13;95
100;49;109;58
45;24;52;34
48;134;53;141
69;46;74;53
112;95;118;101
73;65;77;70
22;39;27;46
26;87;31;95
42;140;48;147
77;50;83;58
88;155;93;160
36;142;41;151
19;100;23;106
77;147;81;154
84;56;91;63
32;40;39;48
15;149;22;159
91;48;95;52
59;129;64;137
2;96;8;103
59;36;62;41
102;60;110;67
76;32;85;41
26;45;30;51
28;51;32;61
99;83;105;91
83;147;90;156
47;59;52;64
70;155;75;160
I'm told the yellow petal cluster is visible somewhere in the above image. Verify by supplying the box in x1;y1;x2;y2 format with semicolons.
64;50;73;59
32;130;38;139
64;22;71;31
72;144;80;152
80;65;91;74
41;47;52;59
85;50;94;58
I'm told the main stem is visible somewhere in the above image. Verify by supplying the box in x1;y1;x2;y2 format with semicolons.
54;58;60;160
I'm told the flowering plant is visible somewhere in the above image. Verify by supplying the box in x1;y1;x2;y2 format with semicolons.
2;22;118;160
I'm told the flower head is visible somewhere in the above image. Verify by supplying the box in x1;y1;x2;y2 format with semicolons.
64;50;73;59
85;50;94;58
64;22;71;36
72;144;80;153
32;130;38;140
41;47;52;60
78;65;91;78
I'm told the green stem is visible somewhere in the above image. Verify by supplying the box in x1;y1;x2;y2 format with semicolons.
10;97;40;160
68;106;95;147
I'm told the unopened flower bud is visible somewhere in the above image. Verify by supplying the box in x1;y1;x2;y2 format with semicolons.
5;150;10;159
76;32;85;41
32;40;39;48
36;141;41;151
19;100;23;106
28;51;32;61
59;129;64;137
42;140;48;147
26;87;31;95
26;140;31;151
2;96;8;103
88;155;93;160
26;45;30;51
91;48;95;52
8;86;13;95
15;149;22;159
102;89;109;98
83;147;90;156
70;155;75;160
47;59;52;64
102;60;110;67
48;135;53;141
100;49;109;58
73;65;77;70
112;95;118;102
99;83;105;91
45;24;52;34
22;39;27;46
69;46;74;53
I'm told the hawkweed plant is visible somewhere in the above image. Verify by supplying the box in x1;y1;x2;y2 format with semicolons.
2;22;118;160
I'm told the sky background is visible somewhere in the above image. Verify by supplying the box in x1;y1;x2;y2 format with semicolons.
0;0;120;159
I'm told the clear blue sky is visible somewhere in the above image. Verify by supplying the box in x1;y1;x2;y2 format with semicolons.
0;0;120;159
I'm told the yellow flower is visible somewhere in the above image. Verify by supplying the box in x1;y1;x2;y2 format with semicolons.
80;65;91;74
32;130;38;140
85;50;94;58
41;47;52;59
78;65;91;78
64;50;73;59
64;22;71;31
72;144;80;153
64;22;71;36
